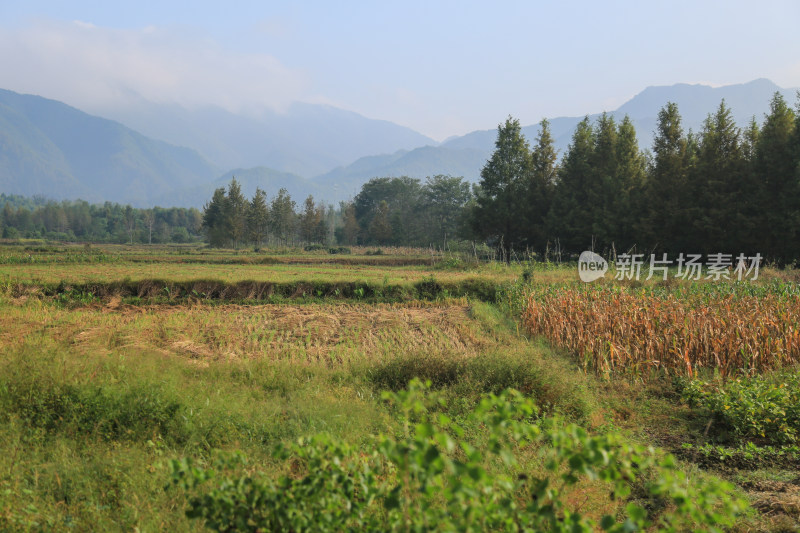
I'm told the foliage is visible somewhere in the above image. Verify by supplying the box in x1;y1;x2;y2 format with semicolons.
0;197;202;244
7;91;800;264
203;181;308;248
754;92;800;263
471;116;535;261
170;379;746;532
679;371;800;444
298;194;329;245
247;187;270;246
352;175;473;247
680;441;800;469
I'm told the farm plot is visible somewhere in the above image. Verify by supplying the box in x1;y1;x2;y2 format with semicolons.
0;250;791;531
521;282;800;377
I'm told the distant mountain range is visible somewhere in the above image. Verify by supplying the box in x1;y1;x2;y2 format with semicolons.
93;100;436;179
0;88;219;206
312;145;489;200
0;79;797;207
161;166;321;209
330;78;795;186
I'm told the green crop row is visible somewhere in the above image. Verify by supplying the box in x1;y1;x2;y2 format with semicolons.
678;371;800;445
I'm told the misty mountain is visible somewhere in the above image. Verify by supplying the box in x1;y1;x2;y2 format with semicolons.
313;146;489;199
447;78;796;153
94;100;437;178
615;78;795;126
163;167;324;209
0;88;219;206
316;79;797;199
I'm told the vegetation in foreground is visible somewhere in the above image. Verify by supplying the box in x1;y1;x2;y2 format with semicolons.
0;250;798;531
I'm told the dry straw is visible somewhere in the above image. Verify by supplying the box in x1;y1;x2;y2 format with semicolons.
522;287;800;377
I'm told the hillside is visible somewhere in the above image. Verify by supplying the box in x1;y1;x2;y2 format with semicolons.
163;167;323;208
0;89;219;206
313;146;488;199
94;100;437;178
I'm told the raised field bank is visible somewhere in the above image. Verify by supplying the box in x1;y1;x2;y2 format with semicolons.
1;243;799;531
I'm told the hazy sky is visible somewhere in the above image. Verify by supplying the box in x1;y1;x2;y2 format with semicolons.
1;0;799;140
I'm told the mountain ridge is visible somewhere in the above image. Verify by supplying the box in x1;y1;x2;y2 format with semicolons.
313;78;797;198
1;79;797;207
90;99;437;178
0;88;219;206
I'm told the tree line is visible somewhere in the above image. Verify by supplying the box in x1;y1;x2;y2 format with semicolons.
201;180;335;248
197;174;475;250
471;92;800;264
0;195;203;244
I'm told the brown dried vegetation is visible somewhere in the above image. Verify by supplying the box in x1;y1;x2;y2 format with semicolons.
522;287;800;377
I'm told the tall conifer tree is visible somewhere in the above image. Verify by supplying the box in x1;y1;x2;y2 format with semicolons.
471;116;533;261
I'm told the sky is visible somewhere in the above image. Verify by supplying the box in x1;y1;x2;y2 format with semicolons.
1;0;799;141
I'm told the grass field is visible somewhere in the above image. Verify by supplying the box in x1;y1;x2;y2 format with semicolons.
1;243;798;531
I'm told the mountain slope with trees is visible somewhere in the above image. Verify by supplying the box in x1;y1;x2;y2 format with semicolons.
0;89;219;206
1;79;797;216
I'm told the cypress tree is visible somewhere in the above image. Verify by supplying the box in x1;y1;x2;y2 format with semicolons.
690;100;744;253
754;92;797;263
202;187;228;247
225;178;248;249
548;117;595;254
247;187;270;246
642;103;690;254
270;188;296;246
471;116;533;261
300;195;321;243
614;115;648;251
527;119;557;255
589;113;618;250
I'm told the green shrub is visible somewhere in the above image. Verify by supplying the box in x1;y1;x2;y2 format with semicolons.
367;349;597;423
679;371;800;445
680;441;800;469
414;276;443;300
367;352;464;390
170;380;747;532
2;379;185;443
435;256;464;270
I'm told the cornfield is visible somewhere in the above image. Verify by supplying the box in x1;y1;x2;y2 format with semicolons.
521;284;800;377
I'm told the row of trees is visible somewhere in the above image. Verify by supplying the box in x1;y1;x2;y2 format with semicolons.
0;198;203;243
198;91;798;262
201;180;334;248
472;92;800;263
199;175;474;249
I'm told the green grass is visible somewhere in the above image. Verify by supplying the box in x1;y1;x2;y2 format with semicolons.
0;245;796;530
0;292;604;530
